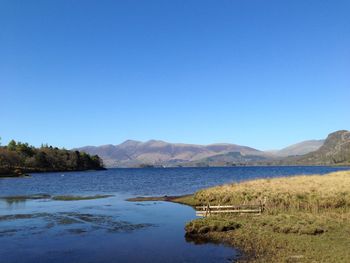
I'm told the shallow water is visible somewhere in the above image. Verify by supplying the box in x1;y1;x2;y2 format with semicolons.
1;166;349;263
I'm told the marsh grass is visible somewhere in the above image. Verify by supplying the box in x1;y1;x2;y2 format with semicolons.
194;171;350;213
1;194;51;202
181;170;350;262
186;216;241;235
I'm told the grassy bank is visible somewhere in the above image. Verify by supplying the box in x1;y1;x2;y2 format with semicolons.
179;171;350;262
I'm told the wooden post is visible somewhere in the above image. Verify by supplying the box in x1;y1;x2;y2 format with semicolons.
259;200;262;214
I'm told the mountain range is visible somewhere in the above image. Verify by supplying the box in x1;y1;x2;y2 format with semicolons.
76;131;350;167
77;140;266;167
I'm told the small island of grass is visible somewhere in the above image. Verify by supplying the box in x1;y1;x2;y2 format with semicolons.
0;140;105;177
52;194;114;201
0;194;114;203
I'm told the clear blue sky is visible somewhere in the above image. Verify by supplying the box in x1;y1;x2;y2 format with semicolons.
1;0;349;150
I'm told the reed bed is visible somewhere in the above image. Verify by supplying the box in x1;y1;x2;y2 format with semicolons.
193;171;350;213
180;170;350;262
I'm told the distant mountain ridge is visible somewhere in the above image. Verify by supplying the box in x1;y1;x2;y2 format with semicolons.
75;131;349;167
77;140;266;167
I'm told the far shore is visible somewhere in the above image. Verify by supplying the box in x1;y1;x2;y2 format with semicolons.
110;164;350;169
0;167;107;178
0;174;31;178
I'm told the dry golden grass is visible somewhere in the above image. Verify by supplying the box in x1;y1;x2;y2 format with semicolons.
180;170;350;262
194;171;350;213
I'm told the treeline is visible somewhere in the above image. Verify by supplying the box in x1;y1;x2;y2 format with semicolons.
0;140;104;176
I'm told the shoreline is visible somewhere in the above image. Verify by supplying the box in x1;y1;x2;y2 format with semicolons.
127;170;350;263
109;164;350;169
0;167;107;178
126;195;193;204
0;174;31;179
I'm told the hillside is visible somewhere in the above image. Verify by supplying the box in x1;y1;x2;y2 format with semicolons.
283;130;350;165
270;139;324;157
181;151;270;167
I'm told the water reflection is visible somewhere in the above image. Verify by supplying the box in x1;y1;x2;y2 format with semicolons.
3;198;27;209
0;196;237;263
1;194;51;207
185;233;220;245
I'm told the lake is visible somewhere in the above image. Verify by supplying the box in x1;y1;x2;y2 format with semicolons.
1;166;349;263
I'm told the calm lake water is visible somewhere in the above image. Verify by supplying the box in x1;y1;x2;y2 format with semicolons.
1;166;349;263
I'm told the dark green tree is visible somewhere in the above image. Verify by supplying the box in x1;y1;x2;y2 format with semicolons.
8;140;17;151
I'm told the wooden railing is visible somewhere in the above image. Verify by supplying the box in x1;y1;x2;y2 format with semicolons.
195;204;263;217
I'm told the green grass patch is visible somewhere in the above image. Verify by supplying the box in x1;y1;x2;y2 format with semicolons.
171;195;198;206
1;194;51;203
186;216;241;234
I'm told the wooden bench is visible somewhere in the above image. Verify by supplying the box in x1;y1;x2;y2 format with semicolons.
195;204;263;217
